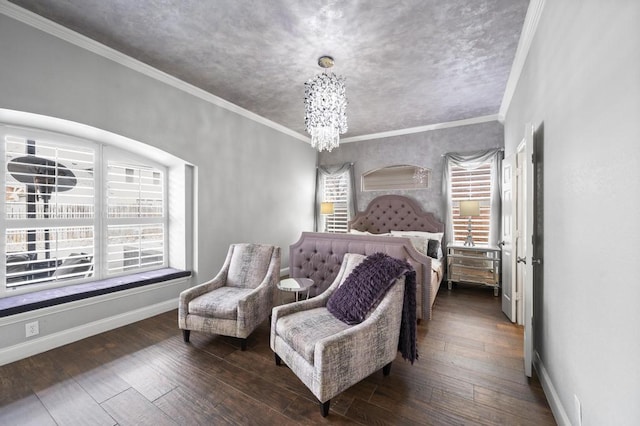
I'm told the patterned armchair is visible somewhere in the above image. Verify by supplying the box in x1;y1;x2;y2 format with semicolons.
270;253;405;417
179;244;280;350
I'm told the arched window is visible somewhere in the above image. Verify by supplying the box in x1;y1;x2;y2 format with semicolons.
2;123;173;295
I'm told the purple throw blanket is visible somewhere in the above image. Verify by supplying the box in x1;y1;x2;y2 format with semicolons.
327;252;418;363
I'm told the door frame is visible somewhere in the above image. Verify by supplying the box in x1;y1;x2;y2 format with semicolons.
503;123;540;378
520;124;535;378
501;154;516;322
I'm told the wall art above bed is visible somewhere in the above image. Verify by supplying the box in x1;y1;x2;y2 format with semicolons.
361;165;430;191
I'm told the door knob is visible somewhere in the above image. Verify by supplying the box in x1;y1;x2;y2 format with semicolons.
532;258;542;265
516;256;526;264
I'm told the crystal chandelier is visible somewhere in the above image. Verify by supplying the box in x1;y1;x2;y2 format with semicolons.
304;56;347;152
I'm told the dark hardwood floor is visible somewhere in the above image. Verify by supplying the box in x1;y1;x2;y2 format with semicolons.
0;284;555;425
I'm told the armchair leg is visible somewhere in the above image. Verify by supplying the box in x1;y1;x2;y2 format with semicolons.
320;400;330;417
383;362;392;376
182;329;190;343
240;338;247;351
275;353;282;366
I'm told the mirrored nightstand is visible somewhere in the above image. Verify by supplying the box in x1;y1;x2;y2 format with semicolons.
447;245;501;296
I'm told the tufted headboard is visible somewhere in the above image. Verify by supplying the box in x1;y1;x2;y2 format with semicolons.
289;232;433;319
289;196;445;320
348;195;444;234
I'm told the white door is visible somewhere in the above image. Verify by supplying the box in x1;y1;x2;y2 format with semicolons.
515;149;525;326
501;155;516;322
521;124;535;378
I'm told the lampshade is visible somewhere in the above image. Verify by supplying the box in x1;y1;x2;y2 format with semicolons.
459;200;480;217
304;56;347;152
320;202;335;215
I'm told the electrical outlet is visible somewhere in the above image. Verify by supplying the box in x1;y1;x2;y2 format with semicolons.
574;394;582;426
25;321;39;338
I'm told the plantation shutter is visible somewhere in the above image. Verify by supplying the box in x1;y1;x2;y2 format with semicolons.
322;172;349;233
5;136;95;286
450;162;492;245
106;162;165;274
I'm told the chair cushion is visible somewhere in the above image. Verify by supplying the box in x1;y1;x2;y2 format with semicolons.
188;287;254;319
227;244;274;288
275;307;351;363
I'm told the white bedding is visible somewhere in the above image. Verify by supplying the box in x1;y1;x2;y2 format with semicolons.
347;229;445;311
431;258;443;283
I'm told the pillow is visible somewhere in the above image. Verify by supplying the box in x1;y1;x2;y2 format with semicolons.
406;236;429;257
327;253;410;324
390;230;444;242
349;229;391;236
386;232;431;257
390;230;444;258
426;239;440;259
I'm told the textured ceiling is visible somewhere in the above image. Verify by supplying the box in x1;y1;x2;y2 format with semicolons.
7;0;529;139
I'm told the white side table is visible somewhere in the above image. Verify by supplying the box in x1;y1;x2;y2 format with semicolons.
277;277;314;303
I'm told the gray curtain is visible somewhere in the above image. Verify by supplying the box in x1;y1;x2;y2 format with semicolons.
442;149;503;246
314;163;357;232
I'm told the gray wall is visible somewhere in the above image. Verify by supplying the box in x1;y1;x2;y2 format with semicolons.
504;1;640;424
0;14;316;276
319;120;504;221
0;14;316;360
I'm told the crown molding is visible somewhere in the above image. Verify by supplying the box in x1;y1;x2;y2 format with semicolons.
341;114;500;143
498;0;546;121
0;1;309;143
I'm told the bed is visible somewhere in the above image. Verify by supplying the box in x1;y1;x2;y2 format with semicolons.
289;195;445;320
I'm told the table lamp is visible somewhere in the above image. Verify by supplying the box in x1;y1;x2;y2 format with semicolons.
320;202;334;232
459;200;480;246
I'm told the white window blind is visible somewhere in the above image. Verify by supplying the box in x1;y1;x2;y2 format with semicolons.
450;162;492;245
5;136;95;287
106;163;165;274
3;129;168;293
322;172;350;233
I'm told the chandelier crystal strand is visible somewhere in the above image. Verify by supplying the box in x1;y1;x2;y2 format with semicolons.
304;59;347;152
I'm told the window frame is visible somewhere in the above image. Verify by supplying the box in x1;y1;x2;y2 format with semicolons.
449;161;494;246
320;170;351;233
2;125;169;298
102;146;168;276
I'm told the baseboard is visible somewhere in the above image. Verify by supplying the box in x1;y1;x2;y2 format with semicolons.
0;298;177;366
280;267;289;277
534;350;571;426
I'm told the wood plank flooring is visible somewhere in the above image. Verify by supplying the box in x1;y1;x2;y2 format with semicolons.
0;284;556;425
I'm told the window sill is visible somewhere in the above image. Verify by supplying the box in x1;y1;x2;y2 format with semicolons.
0;268;191;318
